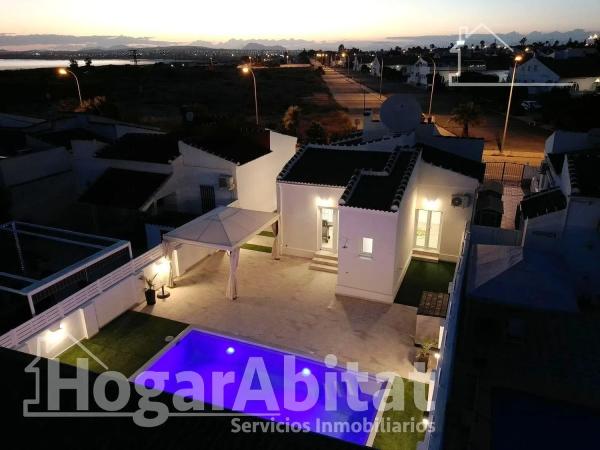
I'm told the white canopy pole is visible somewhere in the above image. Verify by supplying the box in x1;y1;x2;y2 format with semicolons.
226;247;240;300
271;221;280;260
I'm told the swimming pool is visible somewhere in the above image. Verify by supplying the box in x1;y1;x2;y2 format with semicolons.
134;328;388;445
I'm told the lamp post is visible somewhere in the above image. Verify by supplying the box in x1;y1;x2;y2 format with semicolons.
423;56;437;119
342;52;349;76
57;67;82;107
501;55;524;152
379;54;384;99
242;66;259;125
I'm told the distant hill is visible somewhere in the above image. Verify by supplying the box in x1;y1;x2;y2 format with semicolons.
243;42;286;51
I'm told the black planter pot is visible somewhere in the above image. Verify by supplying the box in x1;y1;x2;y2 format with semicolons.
145;289;156;305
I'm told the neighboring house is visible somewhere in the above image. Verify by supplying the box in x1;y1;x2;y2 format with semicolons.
370;54;418;77
516;55;600;93
77;127;296;217
276;95;484;303
441;129;600;450
517;129;600;298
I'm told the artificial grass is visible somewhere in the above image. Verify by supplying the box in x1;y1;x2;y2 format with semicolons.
395;260;456;307
373;378;429;450
241;243;273;253
56;311;187;377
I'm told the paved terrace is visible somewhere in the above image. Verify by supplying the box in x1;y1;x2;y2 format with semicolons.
136;249;422;378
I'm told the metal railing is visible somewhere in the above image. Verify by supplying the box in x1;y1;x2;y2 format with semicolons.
0;245;164;349
484;162;539;185
419;223;472;450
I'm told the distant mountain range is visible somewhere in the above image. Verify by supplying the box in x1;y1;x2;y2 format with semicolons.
0;30;597;52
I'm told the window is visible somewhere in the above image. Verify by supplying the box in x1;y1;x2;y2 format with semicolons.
361;237;374;257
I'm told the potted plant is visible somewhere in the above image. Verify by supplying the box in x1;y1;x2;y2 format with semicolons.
143;273;158;305
415;339;435;372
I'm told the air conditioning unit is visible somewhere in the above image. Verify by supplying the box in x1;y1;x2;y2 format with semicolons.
218;175;235;191
451;193;472;208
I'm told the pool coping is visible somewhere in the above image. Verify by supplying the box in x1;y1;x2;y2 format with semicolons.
129;325;394;447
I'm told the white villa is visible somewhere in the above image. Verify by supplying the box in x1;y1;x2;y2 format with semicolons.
276;95;485;303
516;55;600;93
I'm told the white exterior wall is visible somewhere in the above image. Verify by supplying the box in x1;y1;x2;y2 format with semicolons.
176;143;237;213
336;208;400;302
236;131;296;212
417;162;478;261
562;76;600;92
394;164;420;286
278;182;345;258
0;147;71;187
522;209;565;253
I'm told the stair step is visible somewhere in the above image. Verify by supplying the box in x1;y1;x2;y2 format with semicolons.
309;263;338;274
312;257;338;267
315;250;338;261
412;250;439;263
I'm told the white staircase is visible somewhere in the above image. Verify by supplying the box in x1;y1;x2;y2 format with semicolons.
412;249;439;263
309;250;338;273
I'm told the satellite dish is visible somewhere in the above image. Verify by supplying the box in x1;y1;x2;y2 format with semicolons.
379;94;421;133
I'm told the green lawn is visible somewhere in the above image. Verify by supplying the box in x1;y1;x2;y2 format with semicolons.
57;311;187;377
395;260;456;307
241;243;272;253
373;378;429;450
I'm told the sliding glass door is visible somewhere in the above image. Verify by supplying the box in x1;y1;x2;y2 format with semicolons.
414;209;442;251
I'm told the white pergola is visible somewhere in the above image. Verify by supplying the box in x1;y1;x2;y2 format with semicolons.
162;206;279;300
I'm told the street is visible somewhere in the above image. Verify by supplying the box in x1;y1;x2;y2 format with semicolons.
324;68;550;165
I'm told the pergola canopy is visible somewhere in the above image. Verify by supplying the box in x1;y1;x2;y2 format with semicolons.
162;206;279;300
163;206;278;251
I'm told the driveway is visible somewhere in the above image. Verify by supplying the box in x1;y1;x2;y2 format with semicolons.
135;249;420;378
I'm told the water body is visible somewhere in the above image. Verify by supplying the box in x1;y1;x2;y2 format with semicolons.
0;59;155;71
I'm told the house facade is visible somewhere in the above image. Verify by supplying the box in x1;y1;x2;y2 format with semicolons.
276;98;484;302
516;55;600;93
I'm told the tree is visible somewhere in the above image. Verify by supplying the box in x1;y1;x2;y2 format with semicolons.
84;57;93;67
520;37;527;46
75;96;120;119
480;40;485;49
451;102;483;137
305;121;328;144
338;44;345;53
69;58;78;70
282;105;301;135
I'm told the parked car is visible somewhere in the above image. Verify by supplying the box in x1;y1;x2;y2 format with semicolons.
521;100;542;111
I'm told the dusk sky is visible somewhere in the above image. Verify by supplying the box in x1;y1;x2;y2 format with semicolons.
1;0;598;43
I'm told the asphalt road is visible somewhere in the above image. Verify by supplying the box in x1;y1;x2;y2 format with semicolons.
327;68;550;165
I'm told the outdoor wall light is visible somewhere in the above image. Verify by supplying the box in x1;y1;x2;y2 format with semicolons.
301;367;311;377
423;198;440;210
226;347;235;355
316;197;335;208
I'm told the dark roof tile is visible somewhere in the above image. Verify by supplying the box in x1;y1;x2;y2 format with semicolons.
80;168;169;209
182;129;271;165
421;145;485;181
278;146;391;187
96;133;180;164
567;149;600;198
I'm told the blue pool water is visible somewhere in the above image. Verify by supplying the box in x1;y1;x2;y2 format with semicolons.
135;329;387;445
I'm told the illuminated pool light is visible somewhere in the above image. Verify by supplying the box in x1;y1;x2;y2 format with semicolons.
301;367;311;376
226;347;235;355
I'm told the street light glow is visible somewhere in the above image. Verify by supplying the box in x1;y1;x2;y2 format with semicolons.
515;55;523;62
242;66;250;74
57;68;68;75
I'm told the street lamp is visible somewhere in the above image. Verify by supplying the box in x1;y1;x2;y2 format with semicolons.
242;66;259;125
500;54;524;152
57;67;83;107
423;56;437;119
342;52;349;76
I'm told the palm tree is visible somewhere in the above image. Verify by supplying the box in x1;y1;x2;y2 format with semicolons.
451;102;483;137
282;105;301;135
